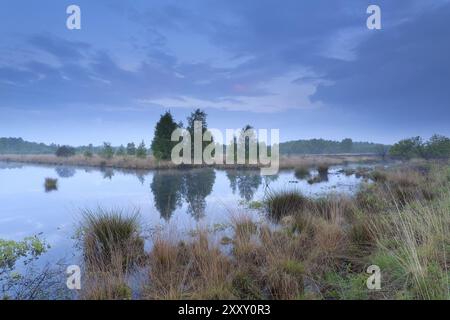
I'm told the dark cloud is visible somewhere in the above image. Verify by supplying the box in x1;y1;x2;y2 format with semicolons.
1;0;449;143
311;3;450;127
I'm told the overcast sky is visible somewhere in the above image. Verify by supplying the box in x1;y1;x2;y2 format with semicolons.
0;0;449;145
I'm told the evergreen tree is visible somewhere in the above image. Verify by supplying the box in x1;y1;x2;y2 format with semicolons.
83;144;94;158
340;138;353;153
116;145;126;156
186;109;211;162
101;142;114;159
238;125;258;164
136;140;147;159
151;111;179;160
126;142;136;156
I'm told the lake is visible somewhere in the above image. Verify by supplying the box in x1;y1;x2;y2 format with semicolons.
0;161;370;268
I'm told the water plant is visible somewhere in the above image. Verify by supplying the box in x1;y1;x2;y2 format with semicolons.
44;178;58;192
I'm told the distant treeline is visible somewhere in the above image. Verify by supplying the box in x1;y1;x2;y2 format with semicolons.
0;137;57;154
1;136;388;156
3;135;449;159
279;138;389;155
0;137;102;155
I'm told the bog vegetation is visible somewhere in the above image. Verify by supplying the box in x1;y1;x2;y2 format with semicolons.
59;161;450;300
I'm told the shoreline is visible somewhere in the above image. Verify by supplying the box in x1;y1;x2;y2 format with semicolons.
0;154;381;171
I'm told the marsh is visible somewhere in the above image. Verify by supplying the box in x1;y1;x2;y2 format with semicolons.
0;162;369;265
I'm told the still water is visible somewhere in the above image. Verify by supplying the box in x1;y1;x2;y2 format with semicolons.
0;161;368;265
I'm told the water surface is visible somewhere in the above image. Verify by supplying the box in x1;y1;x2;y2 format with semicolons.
0;161;369;265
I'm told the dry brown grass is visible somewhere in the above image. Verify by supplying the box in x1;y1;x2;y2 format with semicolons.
76;161;449;300
146;231;233;299
0;154;176;170
0;153;380;171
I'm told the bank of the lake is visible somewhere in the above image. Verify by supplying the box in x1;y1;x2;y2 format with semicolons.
0;154;381;171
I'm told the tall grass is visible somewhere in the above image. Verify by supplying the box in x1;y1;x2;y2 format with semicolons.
78;208;144;300
372;191;449;299
265;189;309;221
80;208;144;270
76;162;450;300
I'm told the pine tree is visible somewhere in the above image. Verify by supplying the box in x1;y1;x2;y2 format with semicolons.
101;142;114;159
126;142;136;156
186;109;212;162
136;140;147;159
151;111;179;160
116;145;126;156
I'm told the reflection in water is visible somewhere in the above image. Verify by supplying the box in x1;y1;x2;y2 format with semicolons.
150;171;184;220
308;171;329;184
136;173;146;185
55;167;76;178
101;168;115;180
226;170;263;201
150;168;216;221
0;163;23;170
183;168;216;220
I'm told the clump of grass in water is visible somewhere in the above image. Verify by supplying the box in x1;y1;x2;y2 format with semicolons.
44;178;58;192
317;163;329;176
265;189;308;221
294;166;310;180
306;163;330;184
79;208;145;271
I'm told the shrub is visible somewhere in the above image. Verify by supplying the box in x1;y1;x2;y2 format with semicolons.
389;136;424;159
55;145;76;157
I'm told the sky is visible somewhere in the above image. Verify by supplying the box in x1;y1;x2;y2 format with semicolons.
0;0;449;146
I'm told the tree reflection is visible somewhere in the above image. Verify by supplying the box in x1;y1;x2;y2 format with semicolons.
150;170;184;221
101;168;115;180
55;167;76;178
182;168;215;221
226;170;262;201
150;168;216;221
